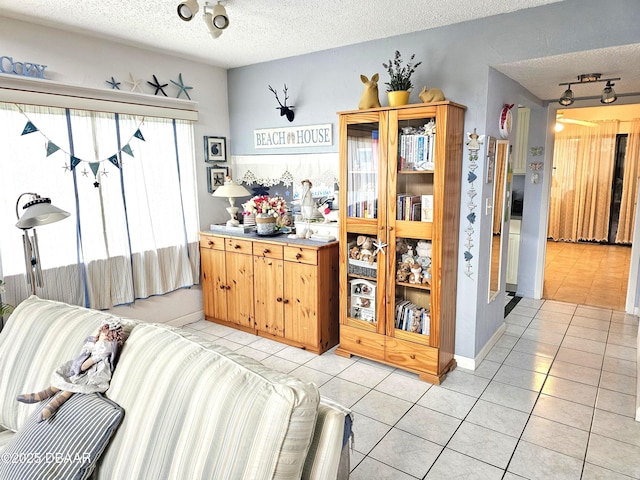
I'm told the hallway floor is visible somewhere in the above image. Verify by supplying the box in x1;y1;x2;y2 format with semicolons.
544;241;631;311
184;298;639;479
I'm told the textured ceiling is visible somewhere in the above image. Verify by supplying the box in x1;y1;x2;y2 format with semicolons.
1;0;639;103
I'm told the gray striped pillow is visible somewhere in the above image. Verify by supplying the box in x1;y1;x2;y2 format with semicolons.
0;393;124;480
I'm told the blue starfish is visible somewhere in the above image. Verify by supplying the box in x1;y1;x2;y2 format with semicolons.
106;76;121;90
148;75;168;96
171;73;193;100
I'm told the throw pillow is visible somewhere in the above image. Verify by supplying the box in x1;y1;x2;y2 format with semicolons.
0;392;124;480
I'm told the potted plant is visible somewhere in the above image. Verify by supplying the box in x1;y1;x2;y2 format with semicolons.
242;195;289;235
382;50;422;107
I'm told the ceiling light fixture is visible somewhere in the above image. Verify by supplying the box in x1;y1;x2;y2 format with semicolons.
558;73;621;105
202;2;229;39
177;0;199;21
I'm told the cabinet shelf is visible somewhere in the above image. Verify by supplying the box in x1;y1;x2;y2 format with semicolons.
337;101;465;384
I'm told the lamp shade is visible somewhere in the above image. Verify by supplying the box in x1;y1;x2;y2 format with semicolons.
16;196;70;230
212;181;250;198
601;81;617;104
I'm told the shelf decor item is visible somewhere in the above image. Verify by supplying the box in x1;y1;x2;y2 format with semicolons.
242;195;289;235
382;50;422;107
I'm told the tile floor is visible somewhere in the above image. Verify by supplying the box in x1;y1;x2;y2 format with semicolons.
544;240;631;312
183;298;639;479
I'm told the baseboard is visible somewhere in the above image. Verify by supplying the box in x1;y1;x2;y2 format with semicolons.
454;322;507;371
166;310;203;328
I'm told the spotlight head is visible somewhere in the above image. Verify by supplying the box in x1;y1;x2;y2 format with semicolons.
177;0;199;21
559;86;574;106
212;2;229;30
601;80;617;104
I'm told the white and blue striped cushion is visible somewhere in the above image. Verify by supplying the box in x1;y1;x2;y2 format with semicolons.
0;392;124;480
98;323;320;480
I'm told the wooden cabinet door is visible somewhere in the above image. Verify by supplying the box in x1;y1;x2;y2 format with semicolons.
225;251;254;328
284;262;318;346
253;256;284;336
201;247;227;321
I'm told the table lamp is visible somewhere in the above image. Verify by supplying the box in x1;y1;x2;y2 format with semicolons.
211;177;251;227
15;192;70;295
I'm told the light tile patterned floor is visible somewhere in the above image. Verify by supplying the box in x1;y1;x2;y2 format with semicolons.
183;298;639;479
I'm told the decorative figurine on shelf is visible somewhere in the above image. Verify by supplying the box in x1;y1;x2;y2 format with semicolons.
358;74;382;110
17;321;125;422
409;262;423;284
396;260;411;283
418;86;445;103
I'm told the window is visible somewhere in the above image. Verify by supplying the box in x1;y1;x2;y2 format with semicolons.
0;102;200;309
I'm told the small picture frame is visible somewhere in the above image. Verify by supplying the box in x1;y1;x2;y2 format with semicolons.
205;136;227;163
207;166;229;193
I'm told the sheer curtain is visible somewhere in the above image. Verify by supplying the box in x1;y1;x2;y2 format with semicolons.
0;103;199;310
615;118;640;244
548;120;619;242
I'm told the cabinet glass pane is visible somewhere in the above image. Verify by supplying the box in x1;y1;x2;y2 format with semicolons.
395;117;435;222
346;122;379;219
393;237;431;336
346;232;379;324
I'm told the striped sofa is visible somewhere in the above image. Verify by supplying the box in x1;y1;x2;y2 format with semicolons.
0;296;352;479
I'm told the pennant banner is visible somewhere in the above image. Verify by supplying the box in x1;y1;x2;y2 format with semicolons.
134;129;145;141
121;144;134;157
89;162;100;178
108;155;119;168
70;156;82;170
46;141;60;157
21;121;38;135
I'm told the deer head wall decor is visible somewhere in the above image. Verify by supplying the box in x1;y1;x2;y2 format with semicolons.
268;84;295;122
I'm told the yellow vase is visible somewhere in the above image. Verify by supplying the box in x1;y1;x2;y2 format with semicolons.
387;90;410;107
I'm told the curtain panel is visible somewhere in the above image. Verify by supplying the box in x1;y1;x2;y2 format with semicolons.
615;118;640;244
0;103;199;310
548;121;619;242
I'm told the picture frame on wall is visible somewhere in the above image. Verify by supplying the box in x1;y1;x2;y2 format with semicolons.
207;166;229;193
205;136;227;163
485;135;496;184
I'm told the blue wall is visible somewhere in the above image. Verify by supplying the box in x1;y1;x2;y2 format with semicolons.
227;0;640;359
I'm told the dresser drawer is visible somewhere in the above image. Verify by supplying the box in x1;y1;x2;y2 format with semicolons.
385;337;438;374
253;242;283;259
199;235;225;251
225;238;253;254
284;246;317;265
339;325;384;360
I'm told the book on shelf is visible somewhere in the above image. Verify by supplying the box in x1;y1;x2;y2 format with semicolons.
398;129;436;171
394;298;430;335
396;194;421;221
421;194;433;222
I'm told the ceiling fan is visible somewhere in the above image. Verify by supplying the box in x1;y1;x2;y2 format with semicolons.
556;111;597;128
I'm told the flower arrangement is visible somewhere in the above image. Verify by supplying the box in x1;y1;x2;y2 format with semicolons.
0;279;15;318
242;195;289;217
382;50;422;92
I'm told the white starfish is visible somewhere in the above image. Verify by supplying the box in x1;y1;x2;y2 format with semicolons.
373;238;387;256
126;73;143;93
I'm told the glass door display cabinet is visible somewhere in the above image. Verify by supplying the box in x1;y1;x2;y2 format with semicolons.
336;102;466;384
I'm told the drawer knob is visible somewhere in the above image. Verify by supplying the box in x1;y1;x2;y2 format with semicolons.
219;285;225;290
208;240;214;246
283;299;289;304
234;244;241;249
355;339;361;344
295;253;302;260
264;249;270;254
410;354;416;359
226;285;231;290
276;297;282;302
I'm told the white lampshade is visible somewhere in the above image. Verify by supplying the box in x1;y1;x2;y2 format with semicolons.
16;196;70;230
211;180;250;199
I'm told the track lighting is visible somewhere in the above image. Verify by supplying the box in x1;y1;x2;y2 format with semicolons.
177;0;199;21
180;1;229;39
558;73;621;105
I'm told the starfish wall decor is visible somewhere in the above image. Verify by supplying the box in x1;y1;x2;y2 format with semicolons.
147;75;168;96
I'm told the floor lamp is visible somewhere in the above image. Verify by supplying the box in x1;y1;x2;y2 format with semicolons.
15;193;70;295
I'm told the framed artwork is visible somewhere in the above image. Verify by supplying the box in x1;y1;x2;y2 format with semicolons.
207;166;229;193
205;136;227;163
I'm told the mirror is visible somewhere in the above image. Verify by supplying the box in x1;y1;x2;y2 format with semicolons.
488;139;510;302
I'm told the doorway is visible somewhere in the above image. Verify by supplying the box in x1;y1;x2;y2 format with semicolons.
543;104;640;311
